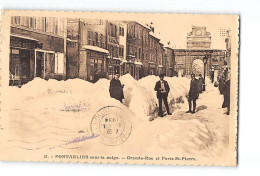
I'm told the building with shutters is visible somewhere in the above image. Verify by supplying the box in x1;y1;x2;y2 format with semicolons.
9;16;67;86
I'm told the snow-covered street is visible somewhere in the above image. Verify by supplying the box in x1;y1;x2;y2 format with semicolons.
5;75;230;160
143;78;230;158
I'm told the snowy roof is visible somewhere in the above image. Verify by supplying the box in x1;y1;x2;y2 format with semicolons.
11;33;39;42
164;44;174;50
136;22;151;31
148;61;156;64
149;32;160;40
159;41;164;45
82;45;109;54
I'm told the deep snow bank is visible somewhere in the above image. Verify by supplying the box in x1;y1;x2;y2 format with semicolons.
9;74;190;120
106;74;189;118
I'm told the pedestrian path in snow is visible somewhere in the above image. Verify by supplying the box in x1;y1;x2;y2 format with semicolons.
145;79;230;157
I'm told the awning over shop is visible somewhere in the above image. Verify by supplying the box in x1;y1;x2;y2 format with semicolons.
112;57;123;61
127;55;136;58
107;56;122;61
82;45;109;54
135;61;143;65
120;59;127;65
11;33;39;42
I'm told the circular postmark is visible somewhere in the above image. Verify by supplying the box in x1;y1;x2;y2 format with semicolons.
90;106;132;146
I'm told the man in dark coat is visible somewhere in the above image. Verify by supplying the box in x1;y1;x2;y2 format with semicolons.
154;74;172;117
222;79;230;115
218;75;225;94
186;73;199;114
197;74;204;93
109;73;124;103
210;67;215;83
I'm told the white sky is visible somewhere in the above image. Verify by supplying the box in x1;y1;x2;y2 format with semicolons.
136;15;237;50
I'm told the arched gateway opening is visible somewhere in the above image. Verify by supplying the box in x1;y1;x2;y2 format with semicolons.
192;59;204;76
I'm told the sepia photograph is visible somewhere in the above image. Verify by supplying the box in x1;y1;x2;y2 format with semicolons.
0;10;238;167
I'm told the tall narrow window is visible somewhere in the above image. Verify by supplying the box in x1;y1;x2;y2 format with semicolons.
29;17;35;29
95;32;98;46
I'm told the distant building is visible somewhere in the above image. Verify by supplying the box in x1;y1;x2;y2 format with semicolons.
126;21;151;79
106;21;122;78
174;26;226;77
157;42;165;75
118;22;128;76
187;26;211;49
9;16;67;86
148;31;160;76
164;46;175;77
66;18;109;82
225;30;231;69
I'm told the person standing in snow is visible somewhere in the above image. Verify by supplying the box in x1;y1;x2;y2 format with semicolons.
186;73;199;114
154;74;172;117
222;72;230;115
109;73;124;103
218;74;225;94
210;67;215;83
197;74;204;93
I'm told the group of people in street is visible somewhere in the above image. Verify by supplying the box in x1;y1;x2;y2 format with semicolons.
216;69;231;115
154;73;205;116
108;69;230;117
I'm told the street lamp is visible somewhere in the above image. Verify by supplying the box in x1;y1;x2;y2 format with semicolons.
203;55;208;91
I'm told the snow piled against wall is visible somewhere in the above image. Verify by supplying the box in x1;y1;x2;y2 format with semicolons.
9;74;190;120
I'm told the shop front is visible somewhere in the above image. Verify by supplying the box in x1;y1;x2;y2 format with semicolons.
107;56;122;79
35;49;65;81
135;61;143;80
80;45;109;82
148;62;157;75
9;34;66;86
120;59;127;76
157;65;164;76
126;55;136;78
9;34;38;86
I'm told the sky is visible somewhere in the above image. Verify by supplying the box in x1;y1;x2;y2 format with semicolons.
71;13;238;50
135;14;237;50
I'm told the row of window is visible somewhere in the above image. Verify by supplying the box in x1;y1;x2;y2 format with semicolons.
127;23;150;46
128;45;170;64
11;16;65;37
107;44;124;58
87;31;106;49
107;24;125;38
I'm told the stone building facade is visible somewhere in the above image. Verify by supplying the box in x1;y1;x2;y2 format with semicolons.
9;16;66;86
66;18;109;82
125;21;151;79
148;31;160;76
174;26;226;77
164;46;175;77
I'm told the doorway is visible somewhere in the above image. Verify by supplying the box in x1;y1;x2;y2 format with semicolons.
36;51;44;78
20;50;31;84
192;59;204;76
